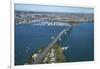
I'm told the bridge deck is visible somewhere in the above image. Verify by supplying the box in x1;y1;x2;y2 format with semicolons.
32;24;72;64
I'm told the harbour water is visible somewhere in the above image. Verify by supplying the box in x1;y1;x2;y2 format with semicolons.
15;22;94;65
60;22;94;62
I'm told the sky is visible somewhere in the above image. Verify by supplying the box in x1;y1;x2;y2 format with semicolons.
15;4;94;13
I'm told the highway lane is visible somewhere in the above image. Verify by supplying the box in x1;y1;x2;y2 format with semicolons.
32;24;72;64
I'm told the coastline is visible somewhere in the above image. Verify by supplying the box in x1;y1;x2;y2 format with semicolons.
27;43;66;64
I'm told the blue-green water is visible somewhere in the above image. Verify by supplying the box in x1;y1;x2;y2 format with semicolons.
15;23;94;65
60;23;94;62
15;24;67;65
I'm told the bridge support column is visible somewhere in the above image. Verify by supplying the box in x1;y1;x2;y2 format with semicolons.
59;37;61;41
64;31;67;35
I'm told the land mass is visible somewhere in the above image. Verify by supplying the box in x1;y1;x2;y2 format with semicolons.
27;43;66;64
15;11;94;25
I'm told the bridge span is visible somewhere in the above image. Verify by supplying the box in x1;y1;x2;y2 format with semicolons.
32;24;72;64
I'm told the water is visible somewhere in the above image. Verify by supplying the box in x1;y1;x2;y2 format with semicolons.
15;23;67;65
60;23;94;62
15;22;94;65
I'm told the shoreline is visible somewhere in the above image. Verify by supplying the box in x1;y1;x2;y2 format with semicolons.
27;43;66;64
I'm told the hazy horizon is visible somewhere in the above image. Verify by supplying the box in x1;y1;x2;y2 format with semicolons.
15;4;94;13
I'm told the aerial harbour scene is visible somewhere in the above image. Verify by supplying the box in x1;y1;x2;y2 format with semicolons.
15;4;94;65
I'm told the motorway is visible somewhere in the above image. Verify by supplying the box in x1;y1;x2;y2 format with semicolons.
32;24;72;64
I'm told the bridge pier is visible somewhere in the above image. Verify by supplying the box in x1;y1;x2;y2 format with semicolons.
59;37;61;41
64;31;67;35
32;24;72;64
